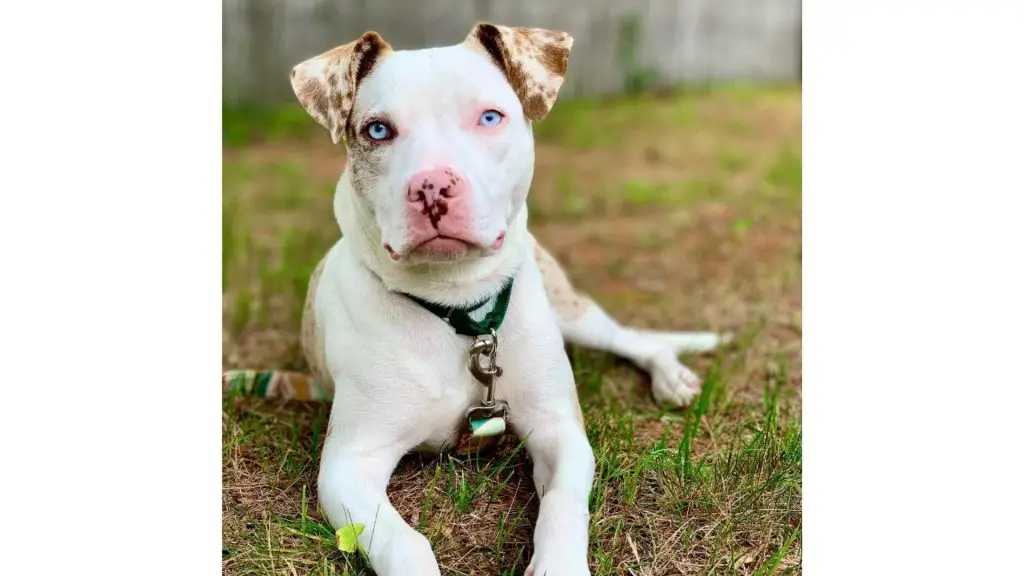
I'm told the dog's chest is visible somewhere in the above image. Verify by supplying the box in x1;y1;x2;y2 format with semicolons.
414;345;492;451
410;298;522;451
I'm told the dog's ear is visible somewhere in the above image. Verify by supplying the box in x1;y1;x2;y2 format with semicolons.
463;23;574;122
289;32;393;144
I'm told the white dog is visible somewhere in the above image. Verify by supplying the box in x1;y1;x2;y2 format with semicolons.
290;23;724;575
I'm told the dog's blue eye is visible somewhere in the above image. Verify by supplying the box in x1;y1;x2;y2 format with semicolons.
479;110;504;127
366;121;391;140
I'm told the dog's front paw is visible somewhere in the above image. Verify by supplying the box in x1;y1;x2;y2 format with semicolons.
649;350;702;407
374;531;442;576
525;557;591;576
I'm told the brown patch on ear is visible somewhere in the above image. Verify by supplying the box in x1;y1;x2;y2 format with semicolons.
522;94;549;122
474;23;508;70
515;27;570;77
289;31;393;144
463;22;574;122
353;34;387;86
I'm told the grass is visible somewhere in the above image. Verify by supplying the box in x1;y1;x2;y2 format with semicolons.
223;85;802;575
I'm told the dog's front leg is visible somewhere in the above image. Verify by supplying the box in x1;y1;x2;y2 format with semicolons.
521;420;596;576
318;441;441;576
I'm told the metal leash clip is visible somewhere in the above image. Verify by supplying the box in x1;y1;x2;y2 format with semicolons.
467;330;509;425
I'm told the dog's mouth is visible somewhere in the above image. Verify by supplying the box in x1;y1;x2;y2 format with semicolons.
413;235;473;255
382;235;471;262
385;232;505;262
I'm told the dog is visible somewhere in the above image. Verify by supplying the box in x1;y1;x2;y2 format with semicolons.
289;23;725;575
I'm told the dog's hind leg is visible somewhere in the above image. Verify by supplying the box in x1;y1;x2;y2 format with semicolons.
530;235;726;407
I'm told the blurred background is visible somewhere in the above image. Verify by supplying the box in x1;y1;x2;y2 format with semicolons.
223;2;802;575
223;0;801;107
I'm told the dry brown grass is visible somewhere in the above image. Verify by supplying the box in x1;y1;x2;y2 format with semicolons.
223;85;802;575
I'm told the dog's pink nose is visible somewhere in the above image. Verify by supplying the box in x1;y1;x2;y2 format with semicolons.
402;167;475;254
406;168;465;206
405;168;468;230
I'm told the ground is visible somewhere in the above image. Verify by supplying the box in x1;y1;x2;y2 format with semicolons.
222;85;802;575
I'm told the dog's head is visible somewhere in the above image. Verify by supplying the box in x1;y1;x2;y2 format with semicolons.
290;23;573;265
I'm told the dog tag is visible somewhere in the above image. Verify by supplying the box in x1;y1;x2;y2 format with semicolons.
453;403;508;455
469;416;506;437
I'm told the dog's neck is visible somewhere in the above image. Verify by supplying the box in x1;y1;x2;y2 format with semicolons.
334;172;528;308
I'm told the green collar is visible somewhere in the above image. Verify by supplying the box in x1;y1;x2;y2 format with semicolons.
402;278;514;337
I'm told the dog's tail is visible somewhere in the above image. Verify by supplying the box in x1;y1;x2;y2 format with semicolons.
222;370;334;401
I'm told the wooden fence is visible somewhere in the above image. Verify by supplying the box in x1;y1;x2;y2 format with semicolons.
223;0;801;107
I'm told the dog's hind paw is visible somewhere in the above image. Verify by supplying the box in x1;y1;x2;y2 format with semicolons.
649;350;703;407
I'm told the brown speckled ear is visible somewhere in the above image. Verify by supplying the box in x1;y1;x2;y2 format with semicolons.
289;31;393;144
463;22;574;121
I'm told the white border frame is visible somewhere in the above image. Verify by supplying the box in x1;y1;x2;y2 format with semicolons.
2;1;1023;574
